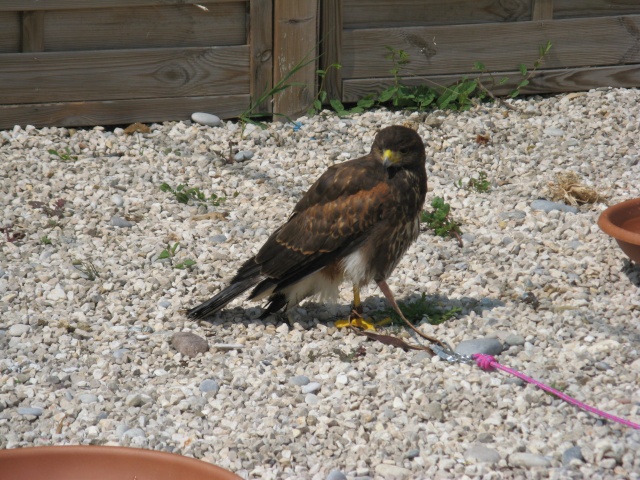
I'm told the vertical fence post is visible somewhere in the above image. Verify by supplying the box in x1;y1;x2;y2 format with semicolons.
21;11;44;52
532;0;554;21
273;0;319;120
249;0;273;114
320;0;342;102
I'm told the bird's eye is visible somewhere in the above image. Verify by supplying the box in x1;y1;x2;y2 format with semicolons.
399;148;409;154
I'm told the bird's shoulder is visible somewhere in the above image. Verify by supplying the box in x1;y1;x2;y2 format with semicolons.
293;154;385;213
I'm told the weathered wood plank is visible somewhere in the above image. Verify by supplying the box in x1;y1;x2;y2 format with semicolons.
0;12;21;53
532;0;554;20
555;0;640;19
0;95;249;129
1;0;243;11
21;11;44;52
343;0;532;29
0;46;249;104
342;15;640;79
43;3;245;52
249;0;273;114
273;0;319;119
320;0;343;100
342;63;640;102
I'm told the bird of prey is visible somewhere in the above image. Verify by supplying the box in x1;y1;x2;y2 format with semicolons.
188;125;437;342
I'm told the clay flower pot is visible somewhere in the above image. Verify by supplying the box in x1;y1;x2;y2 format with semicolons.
598;198;640;263
0;445;241;480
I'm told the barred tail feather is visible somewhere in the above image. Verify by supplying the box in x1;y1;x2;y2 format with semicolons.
187;278;259;319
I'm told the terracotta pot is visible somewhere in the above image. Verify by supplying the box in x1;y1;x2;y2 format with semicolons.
598;197;640;263
0;445;242;480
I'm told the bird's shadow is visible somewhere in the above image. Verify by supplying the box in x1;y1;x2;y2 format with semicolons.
195;291;505;333
622;259;640;287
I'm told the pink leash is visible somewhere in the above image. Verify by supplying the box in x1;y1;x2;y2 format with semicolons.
473;353;640;430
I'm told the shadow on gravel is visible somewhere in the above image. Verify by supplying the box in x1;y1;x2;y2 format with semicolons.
622;260;640;287
195;291;505;331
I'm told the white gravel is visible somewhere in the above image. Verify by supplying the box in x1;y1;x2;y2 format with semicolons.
1;88;640;479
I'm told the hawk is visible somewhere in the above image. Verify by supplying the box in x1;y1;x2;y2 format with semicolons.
188;125;435;340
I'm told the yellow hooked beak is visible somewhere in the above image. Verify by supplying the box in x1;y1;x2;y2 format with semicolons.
382;149;400;168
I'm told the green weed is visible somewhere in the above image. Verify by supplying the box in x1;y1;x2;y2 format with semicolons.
160;183;227;207
376;293;462;326
48;147;78;162
158;242;197;270
421;197;463;246
458;171;491;193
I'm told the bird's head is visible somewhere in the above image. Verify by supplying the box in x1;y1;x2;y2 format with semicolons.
371;125;426;169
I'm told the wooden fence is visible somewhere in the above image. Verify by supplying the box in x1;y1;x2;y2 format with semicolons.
0;0;277;129
1;0;640;129
321;0;640;103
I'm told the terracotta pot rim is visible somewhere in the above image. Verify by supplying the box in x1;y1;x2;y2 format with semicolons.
0;445;241;480
597;197;640;245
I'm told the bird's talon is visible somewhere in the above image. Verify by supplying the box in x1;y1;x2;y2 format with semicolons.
334;316;376;331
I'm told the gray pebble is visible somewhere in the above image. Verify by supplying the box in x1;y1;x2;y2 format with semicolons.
305;393;319;405
125;394;144;407
233;150;255;162
111;194;124;207
404;448;420;459
509;452;552;468
461;233;476;244
301;382;321;394
289;375;310;386
0;268;6;278
595;361;611;371
504;334;526;346
374;464;412;478
171;332;209;357
455;338;503;356
113;348;130;360
464;444;501;464
423;402;444;422
8;324;30;336
476;432;494;443
326;470;347;480
411;350;431;364
209;234;227;244
191;112;221;127
562;446;584;466
530;199;578;214
17;407;43;417
122;427;146;439
158;299;171;309
78;393;98;404
240;150;254;160
199;379;220;394
500;210;527;220
110;216;135;228
544;127;565;136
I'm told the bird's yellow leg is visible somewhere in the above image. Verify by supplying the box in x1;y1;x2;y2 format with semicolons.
335;285;376;331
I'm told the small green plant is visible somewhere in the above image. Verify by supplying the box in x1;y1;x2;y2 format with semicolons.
160;183;227;207
158;242;197;269
41;235;52;245
320;42;552;117
376;293;462;326
458;171;491;193
72;260;99;281
510;40;553;98
158;242;180;260
240;52;317;129
421;197;463;246
307;63;341;116
175;259;197;270
48;147;78;162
